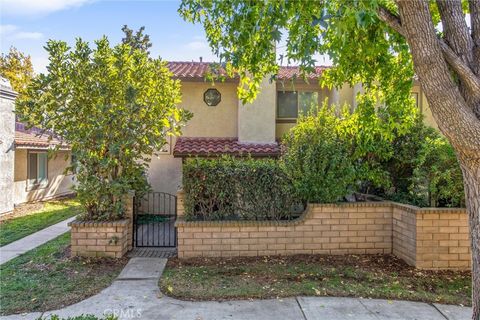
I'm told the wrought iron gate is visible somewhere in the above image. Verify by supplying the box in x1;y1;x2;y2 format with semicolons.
133;192;177;247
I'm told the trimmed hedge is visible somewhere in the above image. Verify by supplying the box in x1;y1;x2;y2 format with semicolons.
183;157;301;221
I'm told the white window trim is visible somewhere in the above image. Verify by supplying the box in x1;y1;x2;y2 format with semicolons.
26;150;49;191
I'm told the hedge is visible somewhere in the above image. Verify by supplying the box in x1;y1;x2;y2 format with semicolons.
182;156;302;221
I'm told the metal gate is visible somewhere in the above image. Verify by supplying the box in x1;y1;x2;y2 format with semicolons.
133;192;177;247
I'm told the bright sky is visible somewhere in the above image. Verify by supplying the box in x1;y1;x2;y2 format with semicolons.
0;0;332;74
0;0;220;74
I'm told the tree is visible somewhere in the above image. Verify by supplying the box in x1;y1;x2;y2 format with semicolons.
16;37;191;220
121;25;152;53
179;1;480;318
0;46;34;94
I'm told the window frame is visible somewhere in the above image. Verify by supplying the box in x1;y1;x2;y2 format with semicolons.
26;150;49;190
276;90;319;122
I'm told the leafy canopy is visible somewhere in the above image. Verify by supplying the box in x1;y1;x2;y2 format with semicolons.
0;46;34;94
16;37;191;220
179;0;417;137
121;25;153;53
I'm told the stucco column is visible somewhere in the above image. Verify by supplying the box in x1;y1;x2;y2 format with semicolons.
238;76;276;144
0;79;17;215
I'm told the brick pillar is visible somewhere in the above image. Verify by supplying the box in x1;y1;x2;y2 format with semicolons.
124;191;134;251
177;189;185;217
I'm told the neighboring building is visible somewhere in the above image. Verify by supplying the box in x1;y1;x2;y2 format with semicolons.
0;78;75;215
13;123;75;205
0;79;16;215
148;62;438;195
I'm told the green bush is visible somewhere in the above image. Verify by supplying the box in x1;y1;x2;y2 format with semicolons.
182;156;301;221
281;106;356;203
280;103;464;208
370;118;465;207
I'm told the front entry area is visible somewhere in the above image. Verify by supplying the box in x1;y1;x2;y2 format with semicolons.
133;192;177;248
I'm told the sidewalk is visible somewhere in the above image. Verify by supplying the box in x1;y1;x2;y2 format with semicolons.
1;257;472;320
0;216;76;265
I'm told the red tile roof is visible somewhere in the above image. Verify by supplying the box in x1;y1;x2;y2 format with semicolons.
167;62;329;81
14;123;69;149
167;62;231;80
276;66;330;81
173;137;280;158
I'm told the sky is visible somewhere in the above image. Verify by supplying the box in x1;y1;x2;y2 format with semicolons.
0;0;226;73
0;0;332;74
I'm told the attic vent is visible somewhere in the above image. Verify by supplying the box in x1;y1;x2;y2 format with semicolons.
204;88;221;106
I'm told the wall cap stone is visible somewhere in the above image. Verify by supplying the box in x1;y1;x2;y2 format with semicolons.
176;201;467;227
69;219;130;227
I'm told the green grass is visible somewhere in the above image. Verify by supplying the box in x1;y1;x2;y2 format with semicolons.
0;198;81;246
160;254;471;306
0;232;128;315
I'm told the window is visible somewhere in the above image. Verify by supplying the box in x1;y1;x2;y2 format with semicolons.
277;91;318;119
27;151;48;189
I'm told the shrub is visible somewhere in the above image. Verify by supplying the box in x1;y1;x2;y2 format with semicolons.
182;157;301;221
281;106;356;203
17;37;191;221
374;118;465;207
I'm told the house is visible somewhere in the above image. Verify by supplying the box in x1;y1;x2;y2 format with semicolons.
147;61;437;195
0;79;75;215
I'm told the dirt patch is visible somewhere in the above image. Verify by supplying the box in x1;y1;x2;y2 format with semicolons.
161;254;471;306
0;202;45;222
0;194;76;223
166;254;468;278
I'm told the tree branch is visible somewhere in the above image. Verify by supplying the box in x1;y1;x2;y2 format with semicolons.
437;0;473;66
377;5;480;102
377;6;406;37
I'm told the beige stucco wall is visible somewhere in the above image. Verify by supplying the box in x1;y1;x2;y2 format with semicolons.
180;82;238;137
238;77;276;143
13;149;75;205
412;84;438;129
147;81;239;194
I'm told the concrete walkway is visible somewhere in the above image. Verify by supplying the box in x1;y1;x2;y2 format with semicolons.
0;216;76;265
1;257;472;320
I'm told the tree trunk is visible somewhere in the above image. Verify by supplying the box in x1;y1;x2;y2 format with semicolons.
459;156;480;320
396;2;480;319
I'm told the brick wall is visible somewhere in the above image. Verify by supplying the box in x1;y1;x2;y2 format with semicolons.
176;202;393;258
69;220;130;258
415;209;471;269
392;204;417;266
177;192;471;270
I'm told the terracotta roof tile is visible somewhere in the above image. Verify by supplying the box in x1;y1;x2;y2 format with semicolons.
167;62;329;81
276;65;329;81
14;123;69;149
167;62;231;79
173;137;280;158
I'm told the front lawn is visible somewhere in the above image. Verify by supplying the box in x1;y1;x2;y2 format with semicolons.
0;198;80;246
160;254;471;306
0;232;128;315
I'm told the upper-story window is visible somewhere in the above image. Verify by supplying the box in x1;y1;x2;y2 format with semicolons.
277;91;318;119
27;151;48;189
